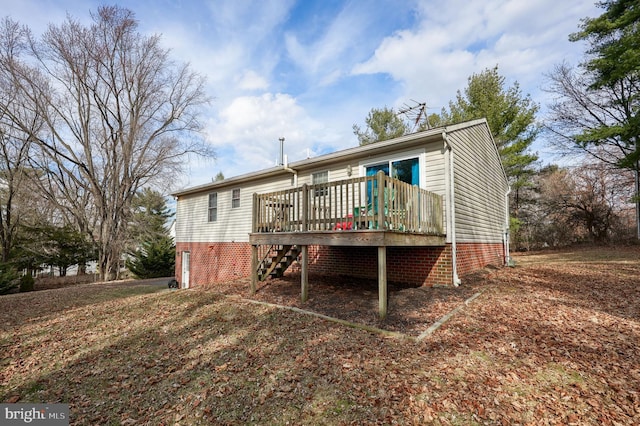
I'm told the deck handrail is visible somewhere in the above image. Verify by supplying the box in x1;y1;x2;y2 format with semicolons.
252;171;444;235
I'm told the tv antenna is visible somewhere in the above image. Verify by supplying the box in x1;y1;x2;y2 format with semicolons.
398;100;431;132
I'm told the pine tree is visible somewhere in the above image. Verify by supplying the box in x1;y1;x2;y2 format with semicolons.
439;66;540;217
353;107;410;145
126;188;175;279
126;235;175;279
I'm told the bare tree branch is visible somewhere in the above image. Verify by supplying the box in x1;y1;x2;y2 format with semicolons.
0;7;214;280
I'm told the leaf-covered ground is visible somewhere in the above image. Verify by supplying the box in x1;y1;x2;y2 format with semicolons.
1;246;638;424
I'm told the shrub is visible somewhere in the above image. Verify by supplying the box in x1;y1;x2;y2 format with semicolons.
0;265;19;295
19;274;35;292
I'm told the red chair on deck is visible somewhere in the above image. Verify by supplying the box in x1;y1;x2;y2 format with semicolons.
333;214;354;230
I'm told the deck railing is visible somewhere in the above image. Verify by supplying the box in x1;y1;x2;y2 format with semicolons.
252;171;444;235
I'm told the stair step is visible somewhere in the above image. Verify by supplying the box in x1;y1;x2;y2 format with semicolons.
256;244;299;282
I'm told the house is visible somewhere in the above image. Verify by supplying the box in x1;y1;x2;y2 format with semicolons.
173;118;510;318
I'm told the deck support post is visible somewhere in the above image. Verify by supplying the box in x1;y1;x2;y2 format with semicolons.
250;244;258;295
301;245;309;302
378;246;387;320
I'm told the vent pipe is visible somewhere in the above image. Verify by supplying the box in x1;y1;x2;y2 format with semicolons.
278;137;285;166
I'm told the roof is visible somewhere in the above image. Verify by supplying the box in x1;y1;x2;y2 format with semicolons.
173;118;490;197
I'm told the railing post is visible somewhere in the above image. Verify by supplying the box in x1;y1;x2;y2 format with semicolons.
377;170;385;230
252;193;258;233
302;184;309;232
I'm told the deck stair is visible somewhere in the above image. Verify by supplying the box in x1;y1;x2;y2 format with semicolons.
257;244;301;281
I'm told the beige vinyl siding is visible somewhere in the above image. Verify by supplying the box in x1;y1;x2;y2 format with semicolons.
298;161;354;185
175;190;252;243
423;142;446;195
447;123;509;243
175;143;450;244
423;142;447;232
176;174;298;243
179;124;510;246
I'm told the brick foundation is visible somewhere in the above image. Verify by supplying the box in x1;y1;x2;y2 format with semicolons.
175;242;252;287
455;242;505;277
292;245;453;287
175;241;505;288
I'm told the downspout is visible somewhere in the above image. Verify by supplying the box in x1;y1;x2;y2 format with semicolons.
504;186;511;265
443;131;461;287
283;154;298;186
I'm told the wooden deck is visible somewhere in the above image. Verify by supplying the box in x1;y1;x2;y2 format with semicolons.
249;230;445;247
249;172;446;319
250;171;444;240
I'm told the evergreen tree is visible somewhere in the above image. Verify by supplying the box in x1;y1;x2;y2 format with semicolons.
129;188;174;242
438;66;540;217
571;0;640;94
0;262;18;295
126;235;175;278
15;224;96;276
126;188;175;278
353;107;410;145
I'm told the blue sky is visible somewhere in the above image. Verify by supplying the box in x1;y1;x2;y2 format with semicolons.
2;0;601;190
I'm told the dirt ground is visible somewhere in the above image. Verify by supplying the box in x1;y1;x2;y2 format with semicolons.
213;272;488;338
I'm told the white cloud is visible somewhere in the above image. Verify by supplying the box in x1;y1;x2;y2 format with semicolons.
197;93;327;182
352;27;475;109
236;70;269;91
352;0;601;110
141;0;292;98
205;0;293;40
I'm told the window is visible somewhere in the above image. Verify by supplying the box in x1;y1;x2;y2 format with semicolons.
365;157;420;185
392;158;420;185
232;188;240;208
312;171;329;197
365;157;421;204
208;193;217;222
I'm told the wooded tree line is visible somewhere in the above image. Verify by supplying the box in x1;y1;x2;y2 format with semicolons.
354;0;639;250
0;6;212;291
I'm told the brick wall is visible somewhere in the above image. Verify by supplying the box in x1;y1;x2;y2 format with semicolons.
175;242;252;287
299;245;453;286
455;242;505;277
175;241;505;288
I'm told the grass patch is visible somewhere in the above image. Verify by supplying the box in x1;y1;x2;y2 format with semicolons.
535;363;586;387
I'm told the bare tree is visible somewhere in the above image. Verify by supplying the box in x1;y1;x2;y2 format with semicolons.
545;63;638;166
0;119;32;263
0;8;213;280
27;148;98;274
537;162;634;243
545;63;640;238
0;23;43;263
